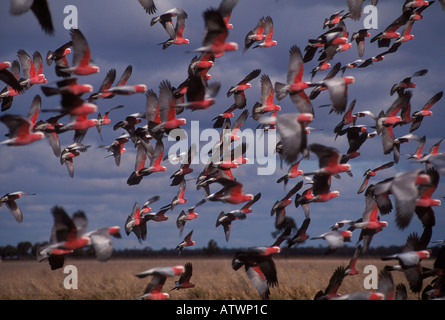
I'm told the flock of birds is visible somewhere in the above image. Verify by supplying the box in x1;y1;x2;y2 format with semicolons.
1;0;445;300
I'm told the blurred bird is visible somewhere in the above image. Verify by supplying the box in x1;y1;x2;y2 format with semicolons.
169;262;195;291
0;114;44;146
0;60;23;111
311;229;352;254
37;206;121;270
346;0;379;20
218;0;239;30
9;0;54;34
135;265;185;300
193;8;238;56
373;168;432;229
382;232;431;293
0;61;23;94
61;29;100;76
232;246;281;299
207;178;254;204
0;191;35;223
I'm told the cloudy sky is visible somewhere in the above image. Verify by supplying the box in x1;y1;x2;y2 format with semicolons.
0;0;444;254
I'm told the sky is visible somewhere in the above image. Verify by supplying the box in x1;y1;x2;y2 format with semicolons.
0;0;444;255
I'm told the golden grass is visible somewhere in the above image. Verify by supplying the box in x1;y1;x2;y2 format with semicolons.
0;256;434;300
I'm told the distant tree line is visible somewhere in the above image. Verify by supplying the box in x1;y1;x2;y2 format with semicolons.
0;239;441;260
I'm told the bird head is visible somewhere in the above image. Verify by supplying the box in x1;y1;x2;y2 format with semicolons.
109;226;122;238
297;113;314;124
341;230;353;240
416;250;431;260
173;265;186;275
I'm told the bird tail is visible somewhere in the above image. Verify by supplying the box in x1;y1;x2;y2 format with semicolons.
381;254;398;261
276;174;289;185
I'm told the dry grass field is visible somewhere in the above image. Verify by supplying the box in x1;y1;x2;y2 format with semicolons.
0;255;436;300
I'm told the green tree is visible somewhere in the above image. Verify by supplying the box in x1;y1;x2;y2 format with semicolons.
2;245;18;259
203;239;220;256
17;241;33;258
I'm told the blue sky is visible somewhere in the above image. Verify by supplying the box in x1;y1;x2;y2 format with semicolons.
0;0;444;253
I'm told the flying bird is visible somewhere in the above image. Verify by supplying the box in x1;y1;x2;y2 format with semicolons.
218;0;239;30
0;114;44;146
314;265;347;300
311;229;353;254
37;206;121;270
243;17;267;52
252;16;277;49
346;0;379;20
265;113;313;165
271;181;303;228
382;232;431;293
207;178;254;204
17;50;47;89
320;76;355;114
61;29;100;76
151;8;189;50
125;202;149;243
176;199;206;237
275;45;314;114
135;265;185;300
9;0;54;34
232;246;281;299
390;69;428;96
60;142;91;178
216;210;246;242
373;168;432;229
175;230;195;255
169;262;195;291
227;68;261;109
252;74;281;121
287;218;311;248
357;161;395;194
409;91;443;132
0;191;36;223
350;29;371;57
0;61;23;94
193;8;238;56
0;60;23;111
